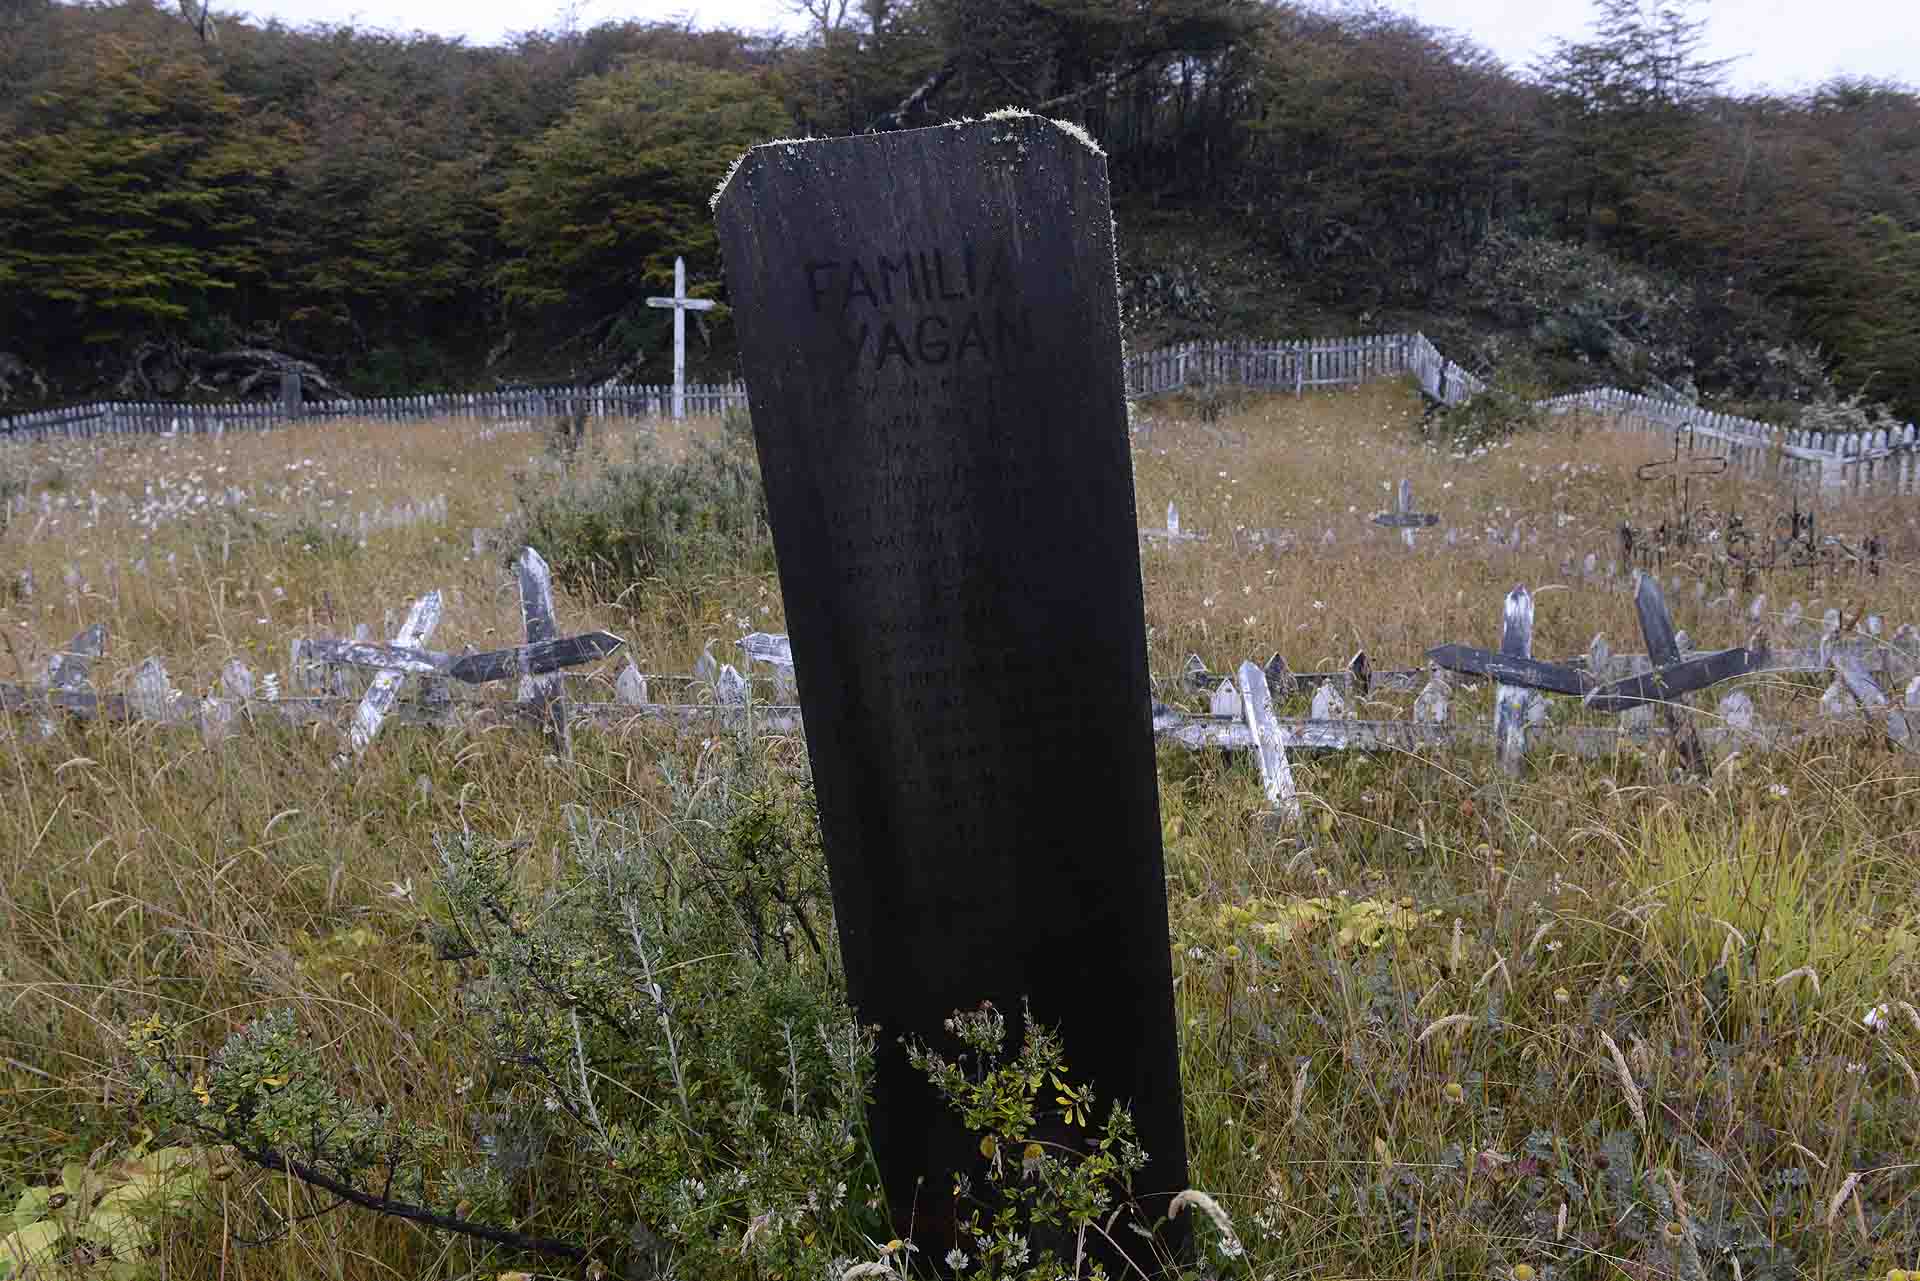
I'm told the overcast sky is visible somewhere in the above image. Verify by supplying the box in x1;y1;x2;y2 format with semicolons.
230;0;1916;95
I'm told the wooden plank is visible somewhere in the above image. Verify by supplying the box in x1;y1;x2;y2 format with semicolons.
1493;586;1534;775
516;546;571;758
298;631;625;684
349;592;443;755
1832;651;1911;748
1427;643;1590;696
448;632;625;684
1582;646;1768;714
1631;572;1705;769
1634;572;1682;667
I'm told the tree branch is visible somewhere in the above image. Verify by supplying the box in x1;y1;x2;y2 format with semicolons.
1032;51;1163;114
871;55;963;130
230;1140;595;1265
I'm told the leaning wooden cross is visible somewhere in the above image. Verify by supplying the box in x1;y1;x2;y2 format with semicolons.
645;256;717;420
715;114;1188;1262
297;546;624;756
1371;478;1439;549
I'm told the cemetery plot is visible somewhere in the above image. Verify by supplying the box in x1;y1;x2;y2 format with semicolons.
6;310;1920;1281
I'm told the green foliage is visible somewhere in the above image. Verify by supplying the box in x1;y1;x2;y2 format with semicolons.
0;31;279;347
903;1004;1181;1280
127;741;880;1279
1421;383;1543;453
1462;229;1702;386
492;56;785;366
506;409;772;596
0;1143;214;1281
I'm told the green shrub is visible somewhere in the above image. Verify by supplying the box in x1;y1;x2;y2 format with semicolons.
1420;382;1542;453
507;408;772;596
128;739;882;1280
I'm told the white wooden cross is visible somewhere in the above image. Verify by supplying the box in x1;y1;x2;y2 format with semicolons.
645;257;716;420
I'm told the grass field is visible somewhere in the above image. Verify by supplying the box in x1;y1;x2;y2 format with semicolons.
3;380;1918;1281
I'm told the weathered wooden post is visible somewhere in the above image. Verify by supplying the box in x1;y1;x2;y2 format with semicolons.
516;547;572;758
715;115;1187;1258
279;371;302;420
1493;586;1537;775
1237;660;1299;822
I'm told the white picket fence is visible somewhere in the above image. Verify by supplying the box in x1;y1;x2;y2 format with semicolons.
0;382;751;443
6;333;1915;495
1123;332;1916;496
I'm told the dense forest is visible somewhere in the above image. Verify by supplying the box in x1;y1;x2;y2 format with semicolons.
0;0;1916;421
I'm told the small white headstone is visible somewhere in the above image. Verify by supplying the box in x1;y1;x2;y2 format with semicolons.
128;658;177;722
716;664;749;705
1209;680;1241;719
614;662;649;706
199;697;236;746
694;642;718;683
1310;683;1350;721
1748;594;1766;622
1166;501;1179;538
1413;673;1450;725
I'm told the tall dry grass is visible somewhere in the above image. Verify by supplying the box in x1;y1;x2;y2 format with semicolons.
2;383;1916;1280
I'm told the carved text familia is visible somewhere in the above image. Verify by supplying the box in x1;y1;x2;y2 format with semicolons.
804;245;1032;372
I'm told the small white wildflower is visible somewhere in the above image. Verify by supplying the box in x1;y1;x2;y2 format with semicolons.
543;1095;560;1112
385;877;414;902
1865;1004;1891;1031
1768;783;1789;799
944;1248;970;1271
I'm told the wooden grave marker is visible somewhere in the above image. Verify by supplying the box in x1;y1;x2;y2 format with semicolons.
715;115;1187;1254
1371;478;1439;549
347;592;442;755
1236;660;1299;822
644;257;717;421
1491;586;1544;775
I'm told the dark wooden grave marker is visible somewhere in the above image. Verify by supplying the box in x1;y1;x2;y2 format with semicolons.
1628;572;1706;770
1371;478;1439;549
516;547;572;758
715;116;1186;1255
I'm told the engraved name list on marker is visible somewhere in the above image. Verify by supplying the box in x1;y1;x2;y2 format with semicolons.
714;117;1187;1257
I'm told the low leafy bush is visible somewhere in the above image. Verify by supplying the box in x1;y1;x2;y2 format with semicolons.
506;409;772;596
1420;382;1542;453
129;739;883;1280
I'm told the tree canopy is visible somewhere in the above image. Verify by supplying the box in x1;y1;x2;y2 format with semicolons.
0;0;1914;419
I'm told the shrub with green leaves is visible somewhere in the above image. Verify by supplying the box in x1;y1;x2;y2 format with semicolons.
128;738;882;1279
507;409;772;596
900;1003;1205;1281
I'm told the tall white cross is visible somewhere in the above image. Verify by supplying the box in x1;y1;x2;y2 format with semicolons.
645;256;716;420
